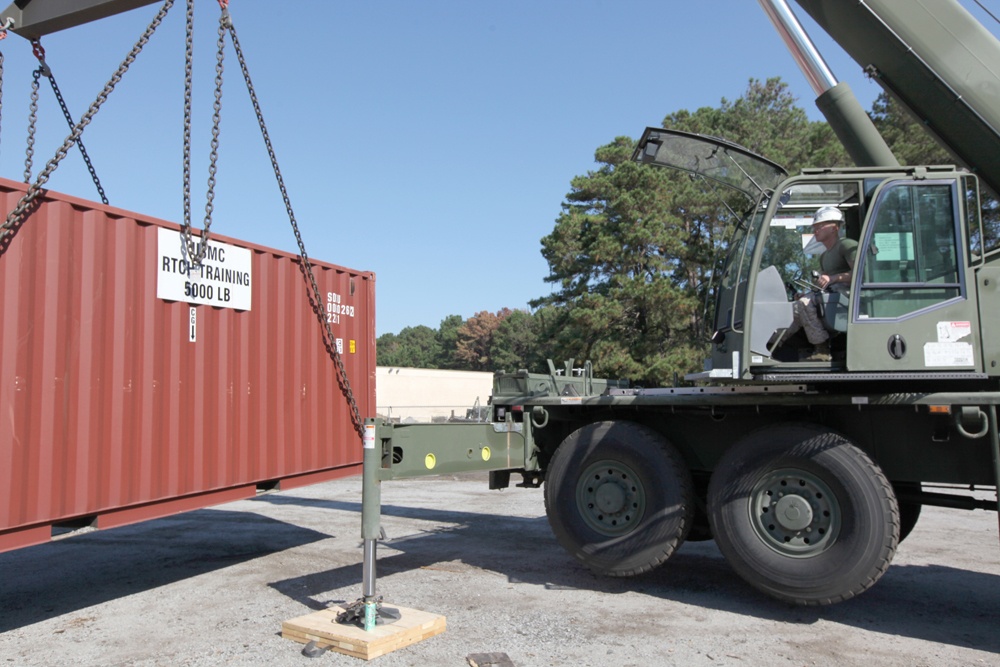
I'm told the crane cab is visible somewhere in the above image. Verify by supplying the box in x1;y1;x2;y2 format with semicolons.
634;127;1000;382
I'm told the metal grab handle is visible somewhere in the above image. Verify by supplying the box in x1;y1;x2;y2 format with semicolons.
531;406;549;429
956;406;990;439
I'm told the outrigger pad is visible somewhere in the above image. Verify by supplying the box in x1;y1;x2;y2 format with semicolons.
282;604;446;660
335;597;402;628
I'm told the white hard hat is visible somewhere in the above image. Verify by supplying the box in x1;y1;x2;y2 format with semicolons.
812;206;844;225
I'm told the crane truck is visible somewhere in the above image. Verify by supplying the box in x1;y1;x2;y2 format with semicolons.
5;0;998;611
359;0;1000;611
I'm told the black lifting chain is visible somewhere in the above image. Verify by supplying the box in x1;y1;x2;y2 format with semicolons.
24;40;108;204
2;0;175;243
180;0;226;268
0;1;365;441
225;8;366;441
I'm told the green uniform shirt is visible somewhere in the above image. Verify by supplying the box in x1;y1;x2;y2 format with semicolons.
821;238;858;275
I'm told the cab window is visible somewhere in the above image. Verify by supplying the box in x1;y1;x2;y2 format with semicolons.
759;181;860;288
857;181;962;319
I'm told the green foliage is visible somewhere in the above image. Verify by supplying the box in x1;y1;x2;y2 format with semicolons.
532;78;849;384
490;309;544;373
436;314;464;369
376;325;441;368
869;92;949;166
532;139;707;382
377;309;545;372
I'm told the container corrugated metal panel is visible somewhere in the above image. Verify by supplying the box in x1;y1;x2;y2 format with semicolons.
0;177;375;552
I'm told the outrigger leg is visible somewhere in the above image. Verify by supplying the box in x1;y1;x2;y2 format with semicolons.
361;422;380;631
332;421;398;630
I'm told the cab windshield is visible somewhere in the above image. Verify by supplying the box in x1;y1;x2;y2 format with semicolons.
633;128;787;200
760;181;861;288
632;127;788;336
714;202;769;333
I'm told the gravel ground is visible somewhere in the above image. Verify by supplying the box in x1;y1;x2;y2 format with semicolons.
1;473;999;667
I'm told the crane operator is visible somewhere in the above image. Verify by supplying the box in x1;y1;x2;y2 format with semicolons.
783;206;856;361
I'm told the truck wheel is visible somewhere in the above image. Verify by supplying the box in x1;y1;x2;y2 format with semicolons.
544;421;693;577
708;424;898;605
893;482;922;543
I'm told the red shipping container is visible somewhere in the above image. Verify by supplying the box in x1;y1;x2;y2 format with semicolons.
0;178;375;553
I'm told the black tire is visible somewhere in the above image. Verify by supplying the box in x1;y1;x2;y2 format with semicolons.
893;482;922;544
544;421;694;577
708;424;899;605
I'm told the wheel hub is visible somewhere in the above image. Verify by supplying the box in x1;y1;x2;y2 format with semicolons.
773;494;813;531
576;460;646;536
595;482;626;514
749;467;840;557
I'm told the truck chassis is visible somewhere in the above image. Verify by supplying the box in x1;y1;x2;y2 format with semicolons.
362;362;1000;606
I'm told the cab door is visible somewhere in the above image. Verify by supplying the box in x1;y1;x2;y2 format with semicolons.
847;178;983;372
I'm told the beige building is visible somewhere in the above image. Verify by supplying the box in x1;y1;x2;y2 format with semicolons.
376;367;493;423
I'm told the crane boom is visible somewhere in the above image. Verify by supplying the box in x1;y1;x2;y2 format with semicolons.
0;0;160;39
794;0;1000;196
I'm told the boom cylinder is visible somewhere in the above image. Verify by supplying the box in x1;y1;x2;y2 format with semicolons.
759;0;836;96
816;82;899;168
758;0;898;167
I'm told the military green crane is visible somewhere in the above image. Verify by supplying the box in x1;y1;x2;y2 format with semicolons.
360;0;1000;614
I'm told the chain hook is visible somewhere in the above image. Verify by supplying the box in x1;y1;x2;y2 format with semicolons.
30;39;50;76
218;0;231;29
0;16;14;40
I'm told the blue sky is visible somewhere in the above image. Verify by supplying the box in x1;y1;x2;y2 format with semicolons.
1;1;997;335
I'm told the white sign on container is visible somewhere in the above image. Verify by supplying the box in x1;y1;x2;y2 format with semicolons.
157;228;252;311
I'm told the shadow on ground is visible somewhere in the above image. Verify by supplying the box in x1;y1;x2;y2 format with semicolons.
0;509;328;633
2;485;997;657
260;492;1000;655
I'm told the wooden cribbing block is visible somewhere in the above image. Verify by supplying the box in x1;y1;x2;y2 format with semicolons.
281;605;446;660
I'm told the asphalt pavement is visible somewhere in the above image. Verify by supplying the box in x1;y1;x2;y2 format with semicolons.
1;474;999;666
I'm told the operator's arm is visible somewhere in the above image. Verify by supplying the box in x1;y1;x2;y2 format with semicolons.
819;270;850;288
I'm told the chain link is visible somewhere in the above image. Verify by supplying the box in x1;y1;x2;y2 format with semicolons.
179;1;226;268
201;11;226;243
24;68;38;182
29;41;109;204
2;0;175;242
227;17;365;441
0;0;365;441
181;0;192;257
